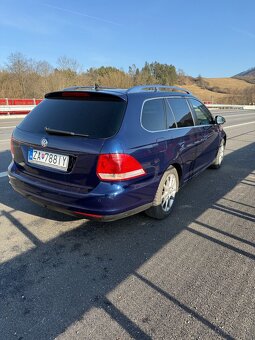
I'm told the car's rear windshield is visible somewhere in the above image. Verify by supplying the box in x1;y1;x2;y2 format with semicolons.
18;94;127;138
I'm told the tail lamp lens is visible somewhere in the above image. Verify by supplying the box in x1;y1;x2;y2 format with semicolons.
97;154;146;181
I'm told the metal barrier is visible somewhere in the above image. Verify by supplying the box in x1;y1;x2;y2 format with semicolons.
0;98;42;115
0;105;36;115
206;104;255;110
1;98;255;116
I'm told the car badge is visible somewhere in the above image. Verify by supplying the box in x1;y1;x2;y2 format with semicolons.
41;137;48;148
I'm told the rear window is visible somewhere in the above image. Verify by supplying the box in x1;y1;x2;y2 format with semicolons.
18;95;126;138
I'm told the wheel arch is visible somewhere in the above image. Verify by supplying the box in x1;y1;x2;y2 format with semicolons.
168;163;182;184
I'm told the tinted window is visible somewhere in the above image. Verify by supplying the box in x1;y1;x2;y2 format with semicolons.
18;97;126;138
142;99;166;131
167;98;194;127
165;101;177;129
189;98;214;125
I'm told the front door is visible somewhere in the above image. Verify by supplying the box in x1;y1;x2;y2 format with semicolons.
188;98;220;172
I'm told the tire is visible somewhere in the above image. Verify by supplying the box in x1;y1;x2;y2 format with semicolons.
146;166;179;220
210;140;225;169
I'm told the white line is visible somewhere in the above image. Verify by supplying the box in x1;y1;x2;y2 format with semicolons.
225;113;255;118
0;126;16;129
0;139;10;143
224;121;255;129
0;171;8;178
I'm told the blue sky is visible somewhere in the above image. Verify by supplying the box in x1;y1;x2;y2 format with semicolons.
0;0;254;77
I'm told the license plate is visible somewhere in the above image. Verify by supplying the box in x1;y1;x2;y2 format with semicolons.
28;149;69;171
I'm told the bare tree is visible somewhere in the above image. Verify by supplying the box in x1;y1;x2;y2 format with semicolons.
57;56;82;73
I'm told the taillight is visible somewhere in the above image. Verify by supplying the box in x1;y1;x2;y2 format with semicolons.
97;154;146;181
10;136;14;158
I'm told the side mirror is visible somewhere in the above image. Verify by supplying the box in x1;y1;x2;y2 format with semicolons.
215;115;226;125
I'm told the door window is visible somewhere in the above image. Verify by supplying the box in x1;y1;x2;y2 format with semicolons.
167;98;194;127
142;99;167;131
189;98;214;125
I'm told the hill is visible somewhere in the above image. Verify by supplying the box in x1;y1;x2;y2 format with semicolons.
179;77;254;103
234;67;255;78
232;67;255;84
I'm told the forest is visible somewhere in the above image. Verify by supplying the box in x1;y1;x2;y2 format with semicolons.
0;52;254;104
0;52;177;98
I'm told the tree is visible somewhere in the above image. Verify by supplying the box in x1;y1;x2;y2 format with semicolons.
5;52;31;97
139;62;177;85
196;74;207;89
128;64;140;84
57;56;81;73
177;69;187;85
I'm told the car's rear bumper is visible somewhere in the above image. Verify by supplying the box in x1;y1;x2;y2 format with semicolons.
8;162;156;221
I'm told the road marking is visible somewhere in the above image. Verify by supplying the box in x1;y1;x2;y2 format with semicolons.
226;113;255;118
0;171;8;178
0;126;16;129
223;112;255;116
224;121;255;129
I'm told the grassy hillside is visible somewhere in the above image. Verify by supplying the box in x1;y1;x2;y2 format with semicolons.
180;77;254;103
206;78;254;91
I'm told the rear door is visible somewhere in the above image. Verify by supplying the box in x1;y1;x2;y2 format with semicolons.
140;98;168;165
166;97;199;182
188;98;220;172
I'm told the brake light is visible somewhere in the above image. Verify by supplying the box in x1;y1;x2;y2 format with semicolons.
62;92;91;97
97;154;146;181
10;136;14;158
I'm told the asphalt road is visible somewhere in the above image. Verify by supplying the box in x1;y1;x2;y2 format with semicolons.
0;110;255;339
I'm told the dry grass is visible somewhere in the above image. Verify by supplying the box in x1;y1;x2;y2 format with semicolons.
178;77;253;102
205;77;254;91
181;84;228;102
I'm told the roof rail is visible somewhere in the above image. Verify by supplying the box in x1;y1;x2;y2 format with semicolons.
127;85;191;94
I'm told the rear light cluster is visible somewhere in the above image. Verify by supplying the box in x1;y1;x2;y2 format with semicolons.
97;153;146;181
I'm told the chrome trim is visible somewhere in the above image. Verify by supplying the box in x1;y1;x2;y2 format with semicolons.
140;96;199;133
140;97;174;133
41;137;48;148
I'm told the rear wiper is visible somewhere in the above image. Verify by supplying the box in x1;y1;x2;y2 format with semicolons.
45;127;89;137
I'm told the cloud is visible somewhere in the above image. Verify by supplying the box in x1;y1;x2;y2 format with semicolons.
43;3;121;26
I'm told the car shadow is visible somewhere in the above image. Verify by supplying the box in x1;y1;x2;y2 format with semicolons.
0;141;254;339
0;149;11;173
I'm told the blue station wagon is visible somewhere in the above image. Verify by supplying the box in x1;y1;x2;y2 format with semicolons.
8;85;226;221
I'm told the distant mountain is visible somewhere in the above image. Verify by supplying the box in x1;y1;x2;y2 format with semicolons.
233;67;255;84
234;67;255;78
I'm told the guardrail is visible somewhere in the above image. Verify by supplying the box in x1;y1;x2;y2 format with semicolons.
0;98;42;115
1;99;255;116
0;98;42;105
206;104;255;110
